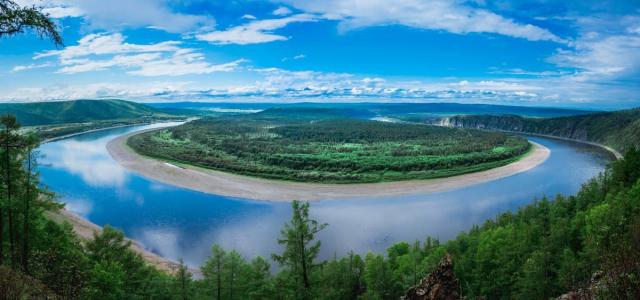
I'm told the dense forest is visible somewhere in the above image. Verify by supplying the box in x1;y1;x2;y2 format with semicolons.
442;107;640;153
128;116;530;183
1;113;639;298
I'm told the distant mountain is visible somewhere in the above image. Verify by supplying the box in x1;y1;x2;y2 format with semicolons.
147;102;595;118
0;99;172;126
250;106;374;121
441;108;640;153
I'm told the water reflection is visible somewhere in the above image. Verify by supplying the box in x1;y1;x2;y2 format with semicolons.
38;126;612;267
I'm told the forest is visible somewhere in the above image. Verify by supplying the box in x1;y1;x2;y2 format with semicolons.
1;113;639;299
128;116;531;183
442;107;640;153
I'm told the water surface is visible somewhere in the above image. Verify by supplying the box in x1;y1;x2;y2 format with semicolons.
39;124;613;267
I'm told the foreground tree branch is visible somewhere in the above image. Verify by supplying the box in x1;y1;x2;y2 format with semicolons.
0;0;62;46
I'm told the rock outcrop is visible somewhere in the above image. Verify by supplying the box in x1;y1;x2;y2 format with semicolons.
401;254;461;300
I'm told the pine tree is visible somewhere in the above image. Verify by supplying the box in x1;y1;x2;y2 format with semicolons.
272;200;327;299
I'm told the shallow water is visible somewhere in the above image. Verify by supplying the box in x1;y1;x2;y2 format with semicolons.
38;124;613;267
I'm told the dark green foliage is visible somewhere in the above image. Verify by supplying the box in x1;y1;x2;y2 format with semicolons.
272;200;327;299
129;117;530;183
0;0;62;45
446;107;640;153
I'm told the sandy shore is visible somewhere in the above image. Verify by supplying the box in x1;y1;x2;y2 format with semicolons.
107;129;550;201
46;209;184;274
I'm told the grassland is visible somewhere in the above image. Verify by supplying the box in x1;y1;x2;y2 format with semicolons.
127;114;530;184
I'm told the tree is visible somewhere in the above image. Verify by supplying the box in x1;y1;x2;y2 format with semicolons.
272;200;327;299
202;244;226;300
173;259;193;300
0;0;62;46
246;256;273;299
0;115;21;268
21;133;38;274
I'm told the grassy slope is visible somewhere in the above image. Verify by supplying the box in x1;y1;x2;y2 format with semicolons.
445;108;640;153
0;99;172;126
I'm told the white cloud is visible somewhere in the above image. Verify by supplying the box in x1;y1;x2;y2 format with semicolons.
3;66;638;106
11;63;52;72
32;33;244;76
272;6;293;16
13;0;81;18
549;31;640;81
278;0;564;42
281;53;306;61
35;33;181;61
195;14;317;45
2;81;193;102
241;14;257;20
15;0;214;32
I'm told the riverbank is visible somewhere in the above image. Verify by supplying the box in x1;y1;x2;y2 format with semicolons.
107;129;551;201
46;209;184;274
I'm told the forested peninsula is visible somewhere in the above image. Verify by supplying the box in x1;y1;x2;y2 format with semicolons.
127;114;532;184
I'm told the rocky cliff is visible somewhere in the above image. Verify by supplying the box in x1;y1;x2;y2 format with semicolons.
438;108;640;153
401;254;461;300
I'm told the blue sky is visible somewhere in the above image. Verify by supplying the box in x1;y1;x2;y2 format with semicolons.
1;0;639;109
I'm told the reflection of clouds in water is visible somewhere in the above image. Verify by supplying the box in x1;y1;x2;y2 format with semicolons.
47;139;128;187
134;227;180;262
311;189;534;258
132;210;287;268
64;198;93;217
211;214;283;259
41;122;183;189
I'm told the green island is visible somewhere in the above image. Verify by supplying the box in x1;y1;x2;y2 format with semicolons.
127;113;531;183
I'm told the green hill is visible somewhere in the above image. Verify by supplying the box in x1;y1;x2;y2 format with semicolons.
0;99;170;126
443;108;640;153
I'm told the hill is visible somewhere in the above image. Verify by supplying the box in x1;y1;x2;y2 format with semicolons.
441;108;640;153
0;99;171;126
147;102;595;118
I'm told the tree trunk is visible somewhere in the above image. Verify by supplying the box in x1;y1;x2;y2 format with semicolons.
4;132;15;268
216;256;221;300
0;204;3;264
22;149;31;273
300;233;310;296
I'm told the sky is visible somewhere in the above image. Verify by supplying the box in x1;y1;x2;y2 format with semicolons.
1;0;639;109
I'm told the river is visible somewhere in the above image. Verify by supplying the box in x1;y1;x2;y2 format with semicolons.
38;123;614;267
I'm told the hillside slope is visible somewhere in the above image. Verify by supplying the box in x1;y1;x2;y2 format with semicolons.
442;108;640;153
0;99;170;125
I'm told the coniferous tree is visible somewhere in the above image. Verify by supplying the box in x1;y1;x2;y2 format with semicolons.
272;200;327;299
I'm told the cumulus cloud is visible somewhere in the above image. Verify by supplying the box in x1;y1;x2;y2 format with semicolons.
4;64;638;106
31;33;245;76
549;27;640;81
277;0;564;42
2;81;193;102
195;14;317;45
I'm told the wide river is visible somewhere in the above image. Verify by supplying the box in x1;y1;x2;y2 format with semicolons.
39;123;613;267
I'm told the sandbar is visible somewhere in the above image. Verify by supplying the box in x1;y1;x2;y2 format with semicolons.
107;129;550;202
